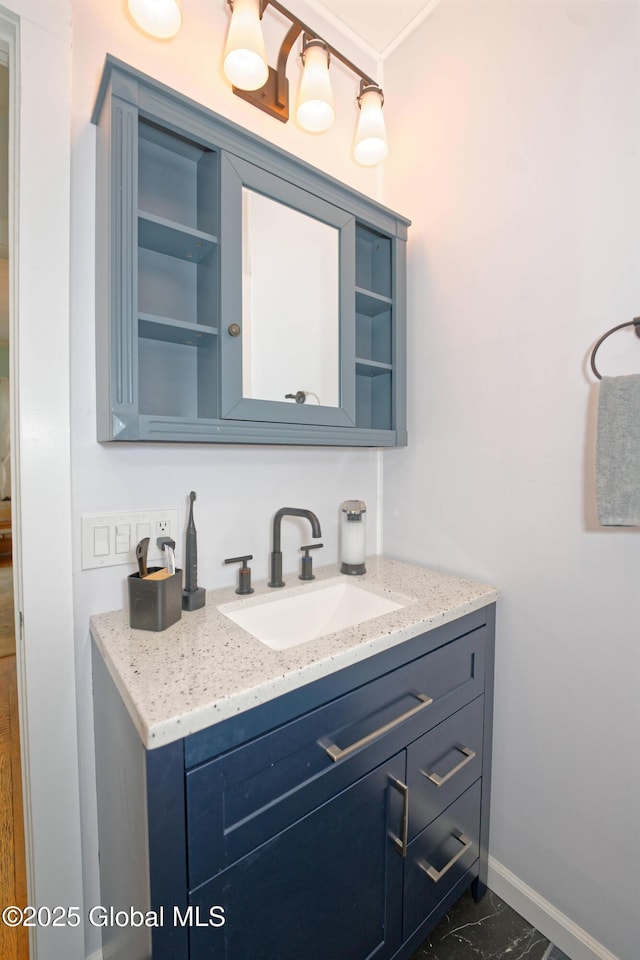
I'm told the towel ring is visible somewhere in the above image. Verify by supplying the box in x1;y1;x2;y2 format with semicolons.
590;317;640;380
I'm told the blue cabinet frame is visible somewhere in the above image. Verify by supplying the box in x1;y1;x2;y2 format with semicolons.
92;56;410;446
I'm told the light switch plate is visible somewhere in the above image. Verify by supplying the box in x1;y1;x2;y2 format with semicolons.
81;509;179;570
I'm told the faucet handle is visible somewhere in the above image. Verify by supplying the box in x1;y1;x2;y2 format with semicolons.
224;554;254;595
299;543;323;581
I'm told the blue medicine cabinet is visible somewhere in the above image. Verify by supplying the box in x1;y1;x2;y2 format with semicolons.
92;56;410;446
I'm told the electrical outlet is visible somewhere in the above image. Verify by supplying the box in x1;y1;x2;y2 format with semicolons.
81;509;179;570
156;519;171;539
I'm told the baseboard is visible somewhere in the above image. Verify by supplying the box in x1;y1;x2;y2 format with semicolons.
487;857;620;960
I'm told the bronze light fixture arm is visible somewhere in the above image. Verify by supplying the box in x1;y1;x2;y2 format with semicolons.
264;0;377;83
227;0;377;122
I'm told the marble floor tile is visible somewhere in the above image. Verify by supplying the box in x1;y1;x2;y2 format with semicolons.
543;949;571;960
409;889;552;960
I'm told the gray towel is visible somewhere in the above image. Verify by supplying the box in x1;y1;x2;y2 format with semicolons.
596;374;640;525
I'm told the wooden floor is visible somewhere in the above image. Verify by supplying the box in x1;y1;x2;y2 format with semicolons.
0;654;28;959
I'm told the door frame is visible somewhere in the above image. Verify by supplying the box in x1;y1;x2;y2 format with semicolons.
0;3;84;958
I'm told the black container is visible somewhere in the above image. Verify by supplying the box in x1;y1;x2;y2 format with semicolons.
128;568;183;631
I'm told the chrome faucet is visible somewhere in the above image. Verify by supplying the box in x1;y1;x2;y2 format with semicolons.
269;508;322;588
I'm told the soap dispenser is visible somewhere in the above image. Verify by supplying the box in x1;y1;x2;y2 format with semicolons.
340;500;366;575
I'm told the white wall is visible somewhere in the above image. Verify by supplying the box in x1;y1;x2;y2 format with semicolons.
2;3;84;959
383;2;639;959
69;1;383;954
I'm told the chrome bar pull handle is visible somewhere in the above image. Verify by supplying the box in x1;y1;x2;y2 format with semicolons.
421;745;476;787
389;777;409;858
419;831;473;883
321;693;433;763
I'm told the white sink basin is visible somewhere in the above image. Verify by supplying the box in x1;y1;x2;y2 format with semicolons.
218;577;405;651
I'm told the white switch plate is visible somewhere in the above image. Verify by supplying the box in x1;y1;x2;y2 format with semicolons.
81;509;179;570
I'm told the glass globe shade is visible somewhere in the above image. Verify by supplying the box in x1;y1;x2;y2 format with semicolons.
128;0;182;40
296;42;335;134
354;87;389;166
224;0;269;91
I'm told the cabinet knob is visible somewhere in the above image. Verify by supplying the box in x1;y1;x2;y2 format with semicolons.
228;323;242;337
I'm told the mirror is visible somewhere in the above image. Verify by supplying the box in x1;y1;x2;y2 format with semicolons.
241;188;340;408
220;152;356;429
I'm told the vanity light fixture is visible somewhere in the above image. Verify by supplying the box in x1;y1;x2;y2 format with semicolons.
223;0;389;163
125;0;389;164
127;0;182;39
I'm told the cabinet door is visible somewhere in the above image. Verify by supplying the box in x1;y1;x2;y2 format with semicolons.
188;753;405;960
219;153;357;428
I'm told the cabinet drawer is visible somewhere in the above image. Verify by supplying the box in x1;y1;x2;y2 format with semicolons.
186;624;486;889
407;696;484;841
403;780;481;939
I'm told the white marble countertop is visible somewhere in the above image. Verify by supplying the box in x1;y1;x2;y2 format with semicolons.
89;556;497;749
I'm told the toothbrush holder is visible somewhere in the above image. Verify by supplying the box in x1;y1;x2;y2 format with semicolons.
128;568;183;631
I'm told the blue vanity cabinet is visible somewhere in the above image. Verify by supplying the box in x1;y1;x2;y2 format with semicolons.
92;56;409;446
92;605;495;960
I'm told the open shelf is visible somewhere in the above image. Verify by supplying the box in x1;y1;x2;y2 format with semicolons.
138;119;218;236
138;212;218;263
138;314;218;346
356;224;392;300
354;222;395;431
138;333;219;420
135;117;220;423
138;247;218;328
355;359;393;376
355;287;392;314
137;118;219;337
355;302;392;367
355;367;392;431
